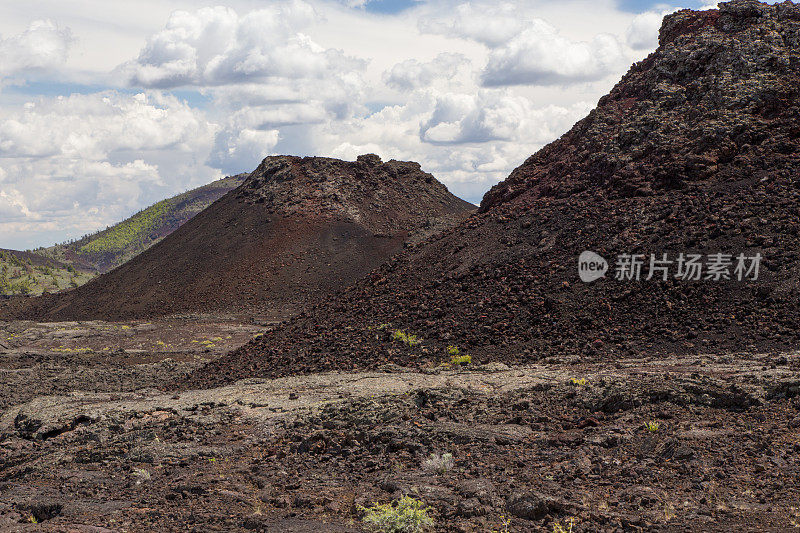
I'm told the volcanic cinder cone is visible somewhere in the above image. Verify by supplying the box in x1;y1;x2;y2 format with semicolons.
186;0;800;388
1;155;473;321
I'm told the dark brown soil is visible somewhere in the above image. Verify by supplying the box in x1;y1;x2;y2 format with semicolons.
185;0;800;390
0;155;473;321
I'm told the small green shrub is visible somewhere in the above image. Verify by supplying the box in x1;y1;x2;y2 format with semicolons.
570;378;588;386
450;354;471;366
132;467;151;485
645;420;660;432
392;330;421;347
360;496;434;533
17;278;32;295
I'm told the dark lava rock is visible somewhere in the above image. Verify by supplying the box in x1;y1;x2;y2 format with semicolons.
455;498;488;518
455;478;497;505
187;0;800;388
506;491;563;520
20;500;62;522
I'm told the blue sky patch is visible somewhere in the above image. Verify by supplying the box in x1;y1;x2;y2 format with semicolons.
362;0;418;15
5;82;212;109
616;0;696;13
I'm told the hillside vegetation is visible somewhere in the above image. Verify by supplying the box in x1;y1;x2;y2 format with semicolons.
78;199;173;255
0;250;93;297
0;174;246;297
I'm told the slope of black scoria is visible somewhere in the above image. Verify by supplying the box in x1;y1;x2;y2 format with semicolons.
186;0;800;388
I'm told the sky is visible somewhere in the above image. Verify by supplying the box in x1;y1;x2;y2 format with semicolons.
0;0;726;249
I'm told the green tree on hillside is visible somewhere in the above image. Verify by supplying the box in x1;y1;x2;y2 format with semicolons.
17;277;32;295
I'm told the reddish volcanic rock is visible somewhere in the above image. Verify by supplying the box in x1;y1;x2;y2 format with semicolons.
0;155;473;321
185;0;800;388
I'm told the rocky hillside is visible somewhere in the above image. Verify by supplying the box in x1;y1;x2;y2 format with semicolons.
1;155;473;320
41;173;248;273
187;0;800;388
0;249;93;298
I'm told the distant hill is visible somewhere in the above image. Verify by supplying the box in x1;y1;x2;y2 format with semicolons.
0;174;246;297
2;154;475;320
0;249;93;298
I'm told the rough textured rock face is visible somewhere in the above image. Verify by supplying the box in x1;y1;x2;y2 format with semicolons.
482;0;799;210
187;0;800;388
243;154;461;237
0;155;473;320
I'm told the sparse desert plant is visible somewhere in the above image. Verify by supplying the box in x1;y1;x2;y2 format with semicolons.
360;496;434;533
663;502;676;521
570;377;588;386
493;514;511;533
422;452;454;474
450;354;471;366
553;517;575;533
645;420;660;432
447;345;472;365
392;329;421;347
17;277;32;295
132;467;151;485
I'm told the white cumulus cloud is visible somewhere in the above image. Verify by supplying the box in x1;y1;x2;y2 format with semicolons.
208;128;280;173
121;2;363;89
0;92;213;160
419;3;526;48
0;20;73;82
0;188;32;222
0;91;219;243
419;91;589;145
315;88;591;202
384;53;470;91
481;20;626;87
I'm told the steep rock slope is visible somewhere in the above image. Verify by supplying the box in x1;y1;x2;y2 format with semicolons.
188;0;800;387
2;155;473;320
